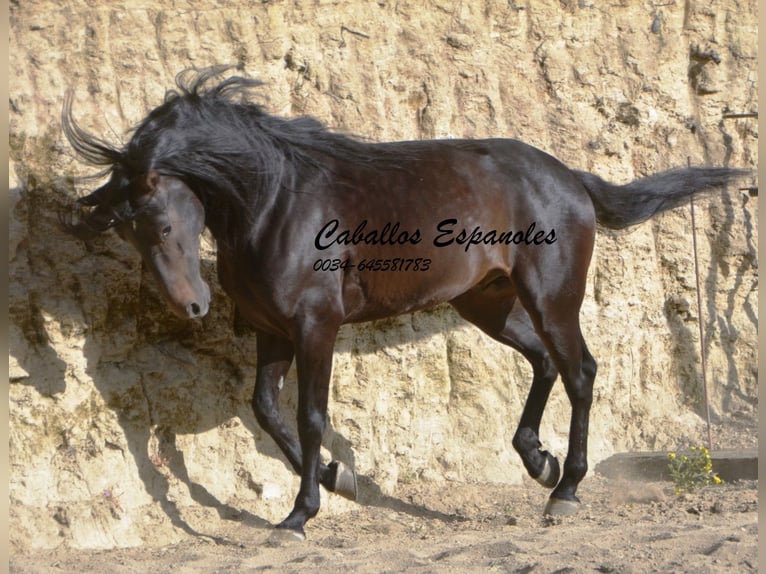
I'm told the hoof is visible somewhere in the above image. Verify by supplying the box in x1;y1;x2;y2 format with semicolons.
533;452;560;489
268;526;306;544
333;461;358;501
544;497;580;516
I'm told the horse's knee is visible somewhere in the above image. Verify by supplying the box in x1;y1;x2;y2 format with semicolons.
583;351;597;381
297;408;327;444
536;355;559;384
564;359;597;406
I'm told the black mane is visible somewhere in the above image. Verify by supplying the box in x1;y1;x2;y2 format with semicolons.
63;66;399;243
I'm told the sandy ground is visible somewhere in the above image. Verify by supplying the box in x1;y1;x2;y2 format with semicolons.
9;475;757;573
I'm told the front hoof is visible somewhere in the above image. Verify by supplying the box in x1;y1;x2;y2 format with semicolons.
332;461;358;501
270;525;306;543
543;496;580;516
533;451;560;489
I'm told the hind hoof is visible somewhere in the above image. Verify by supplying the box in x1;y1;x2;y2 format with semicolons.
333;461;358;501
533;452;560;489
544;497;580;516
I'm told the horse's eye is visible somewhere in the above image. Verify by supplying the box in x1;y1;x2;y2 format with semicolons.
161;225;172;239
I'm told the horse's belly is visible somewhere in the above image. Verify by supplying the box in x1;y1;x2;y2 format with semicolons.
340;251;510;323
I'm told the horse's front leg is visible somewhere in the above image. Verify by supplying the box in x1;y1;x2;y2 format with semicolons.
252;330;356;505
275;322;339;539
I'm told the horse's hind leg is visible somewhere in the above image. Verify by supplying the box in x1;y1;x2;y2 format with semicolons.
511;270;598;515
503;308;562;489
450;291;561;488
252;330;357;501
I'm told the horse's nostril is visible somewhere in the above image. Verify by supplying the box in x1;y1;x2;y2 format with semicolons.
190;302;201;316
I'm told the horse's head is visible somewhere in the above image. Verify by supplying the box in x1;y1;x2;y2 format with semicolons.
66;169;211;320
119;171;211;319
62;67;268;320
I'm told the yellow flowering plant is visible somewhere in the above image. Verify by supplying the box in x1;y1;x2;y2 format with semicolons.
667;446;723;494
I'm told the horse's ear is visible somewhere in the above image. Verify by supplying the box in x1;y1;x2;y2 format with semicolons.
147;170;161;191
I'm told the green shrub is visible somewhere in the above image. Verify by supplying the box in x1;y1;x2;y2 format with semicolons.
667;446;723;494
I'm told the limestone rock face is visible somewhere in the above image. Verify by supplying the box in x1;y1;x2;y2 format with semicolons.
10;0;757;551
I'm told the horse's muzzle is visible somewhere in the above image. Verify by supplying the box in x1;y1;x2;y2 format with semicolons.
185;299;209;319
167;280;210;319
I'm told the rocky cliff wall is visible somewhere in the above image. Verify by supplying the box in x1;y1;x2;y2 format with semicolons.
10;0;757;551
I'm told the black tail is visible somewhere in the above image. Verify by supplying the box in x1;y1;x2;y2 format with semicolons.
575;167;750;230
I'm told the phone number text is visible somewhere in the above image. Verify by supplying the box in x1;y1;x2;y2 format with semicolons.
313;258;432;272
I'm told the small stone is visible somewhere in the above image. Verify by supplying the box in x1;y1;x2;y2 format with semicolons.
445;34;473;50
616;102;641;126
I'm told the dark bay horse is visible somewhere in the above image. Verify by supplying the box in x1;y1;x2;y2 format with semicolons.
62;67;747;539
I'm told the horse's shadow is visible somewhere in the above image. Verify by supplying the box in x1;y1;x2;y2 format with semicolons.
89;256;468;540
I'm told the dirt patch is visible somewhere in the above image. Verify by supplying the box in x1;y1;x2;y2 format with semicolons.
10;477;757;573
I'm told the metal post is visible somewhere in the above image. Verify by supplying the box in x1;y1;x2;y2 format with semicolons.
688;157;714;451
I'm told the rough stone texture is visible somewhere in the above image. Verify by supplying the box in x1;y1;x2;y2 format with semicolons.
10;0;757;551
